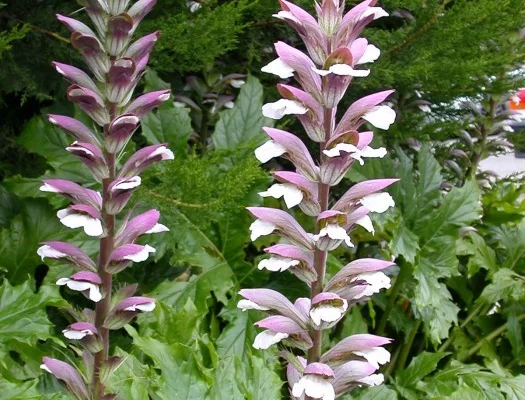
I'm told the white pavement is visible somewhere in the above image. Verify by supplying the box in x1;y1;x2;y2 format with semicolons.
479;151;525;177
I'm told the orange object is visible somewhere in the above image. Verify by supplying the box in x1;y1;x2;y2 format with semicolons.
510;89;525;110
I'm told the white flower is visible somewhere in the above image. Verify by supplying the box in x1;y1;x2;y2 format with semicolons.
113;176;141;190
145;223;170;234
487;301;501;315
253;330;289;349
272;11;300;24
62;328;94;340
124;244;156;262
361;7;389;21
323;143;359;158
254;140;286;163
352;271;391;299
262;99;308;120
230;79;245;88
237;299;270;312
419;104;431;113
224;101;235;109
57;209;103;237
292;375;335;400
249;219;276;241
37;245;66;261
312;64;370;77
124;302;156;312
313;224;353;247
358;373;384;386
40;364;52;373
357;45;381;64
310;300;348;326
350;146;387;165
261;58;295;78
362;106;396;130
354;347;391;369
150;146;174;160
56;278;102;302
258;256;300;272
360;192;395;213
259;183;303;208
355;215;374;234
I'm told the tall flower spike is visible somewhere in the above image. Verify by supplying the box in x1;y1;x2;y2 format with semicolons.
243;1;397;398
42;2;170;398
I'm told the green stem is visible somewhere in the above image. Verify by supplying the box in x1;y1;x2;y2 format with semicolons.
396;321;421;371
383;343;401;381
460;313;525;362
377;261;409;335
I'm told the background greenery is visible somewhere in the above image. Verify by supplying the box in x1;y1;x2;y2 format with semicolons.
0;0;524;399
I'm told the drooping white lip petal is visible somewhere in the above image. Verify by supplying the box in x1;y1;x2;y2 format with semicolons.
262;99;308;120
39;183;61;193
57;209;103;237
124;302;156;312
323;143;359;158
350;146;387;165
310;302;348;326
237;299;270;311
356;215;374;234
230;79;245;88
254;140;287;163
353;271;391;298
123;244;156;262
261;58;295;78
113;176;141;190
259;183;303;209
292;375;336;400
150;146;174;160
361;7;389;21
419;104;431;113
357;44;381;64
362;105;396;130
360;192;395;213
314;224;354;247
253;330;289;349
249;219;277;241
56;279;102;302
37;245;67;261
359;373;385;386
312;65;370;77
62;329;93;340
145;223;170;234
354;347;391;369
258;256;300;272
40;364;52;373
272;10;300;24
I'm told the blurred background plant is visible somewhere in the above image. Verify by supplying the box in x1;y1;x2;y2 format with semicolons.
0;0;524;399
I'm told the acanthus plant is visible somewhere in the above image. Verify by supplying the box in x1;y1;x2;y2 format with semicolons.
36;0;172;398
238;0;399;398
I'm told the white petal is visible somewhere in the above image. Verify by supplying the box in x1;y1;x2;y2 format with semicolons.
356;215;374;234
419;104;431;113
357;44;381;64
249;219;277;241
259;183;303;208
361;192;395;213
88;284;102;302
254;140;287;163
145;223;170;234
353;271;391;298
113;176;141;190
361;7;389;20
261;58;295;78
311;67;332;76
310;302;347;325
237;299;270;311
330;64;370;77
354;347;391;369
253;330;289;349
150;146;174;160
315;224;353;247
272;10;300;24
58;211;103;237
124;244;156;262
230;79;245;88
359;373;384;386
323;143;359;158
39;183;61;193
294;375;335;400
63;329;89;340
40;364;52;373
224;101;235;109
351;146;387;165
135;302;156;312
258;256;300;272
262;99;308;120
502;125;514;132
362;106;396;130
66;280;93;292
37;245;67;261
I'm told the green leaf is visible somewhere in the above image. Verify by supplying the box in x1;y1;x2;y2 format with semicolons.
480;268;525;304
355;385;398;400
445;385;487;400
389;218;420;263
141;101;193;159
212;75;270;149
500;375;525;400
396;351;448;388
0;280;64;344
414;144;442;220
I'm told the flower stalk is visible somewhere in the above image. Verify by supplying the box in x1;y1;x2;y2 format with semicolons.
38;1;172;398
239;1;399;398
